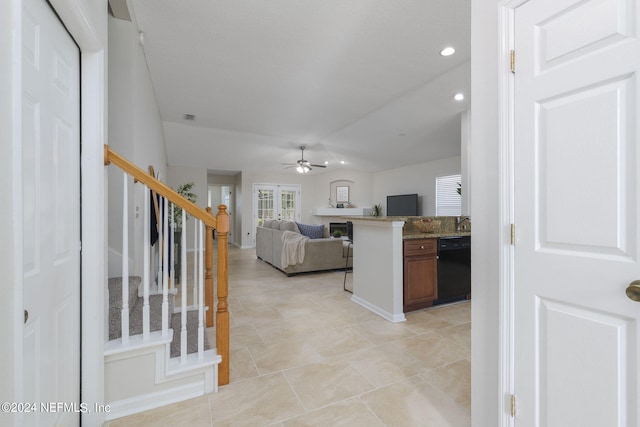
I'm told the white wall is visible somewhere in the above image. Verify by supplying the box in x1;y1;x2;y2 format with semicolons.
310;169;374;210
107;16;135;278
307;169;374;229
372;156;462;216
107;14;168;277
471;0;501;425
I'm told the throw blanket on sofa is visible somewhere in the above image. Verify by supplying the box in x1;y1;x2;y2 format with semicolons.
281;230;309;269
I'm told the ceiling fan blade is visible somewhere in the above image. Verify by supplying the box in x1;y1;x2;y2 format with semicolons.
282;146;328;171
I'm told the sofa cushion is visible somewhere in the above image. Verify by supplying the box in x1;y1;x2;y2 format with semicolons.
296;222;325;239
280;221;300;233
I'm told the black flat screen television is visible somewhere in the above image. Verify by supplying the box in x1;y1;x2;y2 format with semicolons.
386;194;419;216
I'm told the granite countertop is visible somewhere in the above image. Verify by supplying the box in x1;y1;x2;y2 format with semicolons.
403;231;471;240
341;215;471;240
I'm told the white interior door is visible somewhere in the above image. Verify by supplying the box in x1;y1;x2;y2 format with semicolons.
22;0;81;425
222;185;234;243
514;0;640;425
209;184;234;243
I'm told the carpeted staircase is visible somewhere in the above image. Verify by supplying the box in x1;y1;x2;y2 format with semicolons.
108;276;209;357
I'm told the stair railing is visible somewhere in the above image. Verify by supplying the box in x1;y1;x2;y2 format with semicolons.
104;144;230;385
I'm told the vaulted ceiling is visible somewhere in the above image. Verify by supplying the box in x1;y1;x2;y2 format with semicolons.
128;0;471;174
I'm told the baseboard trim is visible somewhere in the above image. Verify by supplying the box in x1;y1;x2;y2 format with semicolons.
350;295;406;323
104;380;206;421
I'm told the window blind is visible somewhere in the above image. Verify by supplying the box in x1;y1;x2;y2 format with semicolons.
436;174;462;216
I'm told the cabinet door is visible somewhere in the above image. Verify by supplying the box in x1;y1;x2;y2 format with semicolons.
403;255;437;311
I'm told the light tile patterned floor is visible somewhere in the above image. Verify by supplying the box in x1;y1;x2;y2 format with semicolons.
105;246;471;426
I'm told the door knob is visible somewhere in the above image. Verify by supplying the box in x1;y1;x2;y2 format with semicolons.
626;280;640;302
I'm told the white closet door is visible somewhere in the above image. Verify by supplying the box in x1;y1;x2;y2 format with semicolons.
22;0;81;424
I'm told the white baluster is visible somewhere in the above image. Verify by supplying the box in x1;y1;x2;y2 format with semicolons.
121;172;129;344
180;209;187;363
156;194;162;293
193;217;198;305
193;218;198;305
162;197;169;337
143;185;150;340
198;220;204;360
170;203;175;291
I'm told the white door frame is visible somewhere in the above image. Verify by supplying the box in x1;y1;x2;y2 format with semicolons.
6;0;106;425
252;183;302;245
497;1;529;426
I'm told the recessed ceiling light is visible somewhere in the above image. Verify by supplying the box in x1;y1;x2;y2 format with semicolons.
340;160;346;164
324;161;329;165
440;47;456;57
454;93;465;101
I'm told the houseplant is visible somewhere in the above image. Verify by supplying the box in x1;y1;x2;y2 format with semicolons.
172;181;197;229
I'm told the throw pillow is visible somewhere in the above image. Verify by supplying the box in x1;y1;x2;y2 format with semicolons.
262;219;274;228
270;220;282;229
296;222;325;239
280;221;300;233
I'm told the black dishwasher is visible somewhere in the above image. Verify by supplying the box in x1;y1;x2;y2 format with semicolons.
435;236;471;305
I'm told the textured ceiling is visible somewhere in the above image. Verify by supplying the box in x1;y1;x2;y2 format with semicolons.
129;0;471;174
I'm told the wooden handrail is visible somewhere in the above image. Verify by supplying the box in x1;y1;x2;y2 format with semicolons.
104;144;216;229
105;144;230;385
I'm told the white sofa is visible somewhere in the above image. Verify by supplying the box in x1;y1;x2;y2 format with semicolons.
256;220;352;276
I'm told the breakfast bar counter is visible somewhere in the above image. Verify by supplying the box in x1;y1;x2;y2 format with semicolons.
342;216;471;322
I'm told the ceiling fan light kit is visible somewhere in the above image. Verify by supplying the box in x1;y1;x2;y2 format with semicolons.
282;146;327;173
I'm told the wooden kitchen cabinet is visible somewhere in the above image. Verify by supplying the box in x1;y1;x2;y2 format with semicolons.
403;238;438;312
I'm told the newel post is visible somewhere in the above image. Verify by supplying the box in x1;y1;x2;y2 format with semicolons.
214;204;230;385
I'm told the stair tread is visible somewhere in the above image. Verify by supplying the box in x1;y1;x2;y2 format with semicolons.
109;286;175;341
108;276;142;312
170;310;210;358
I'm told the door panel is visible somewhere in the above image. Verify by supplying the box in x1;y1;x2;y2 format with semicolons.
22;0;81;425
279;189;297;221
536;0;632;69
514;0;640;425
536;298;629;426
537;76;634;257
253;184;301;244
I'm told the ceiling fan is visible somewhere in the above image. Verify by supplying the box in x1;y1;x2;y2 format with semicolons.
282;146;327;173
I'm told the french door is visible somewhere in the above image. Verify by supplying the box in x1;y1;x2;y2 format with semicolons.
253;184;301;243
